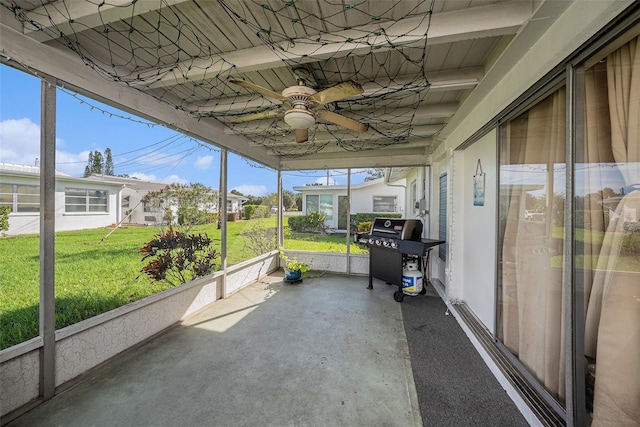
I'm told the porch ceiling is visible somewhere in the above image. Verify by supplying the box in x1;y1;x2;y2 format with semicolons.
0;0;559;170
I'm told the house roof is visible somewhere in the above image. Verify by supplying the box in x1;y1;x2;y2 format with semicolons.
85;174;169;191
0;163;123;188
0;162;70;177
0;0;584;171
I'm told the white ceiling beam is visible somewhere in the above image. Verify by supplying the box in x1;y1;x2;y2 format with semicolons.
22;0;190;42
195;68;481;114
252;136;434;151
279;148;429;171
134;2;530;89
242;125;443;148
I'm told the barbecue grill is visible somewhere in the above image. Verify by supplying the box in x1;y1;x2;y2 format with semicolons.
367;218;445;302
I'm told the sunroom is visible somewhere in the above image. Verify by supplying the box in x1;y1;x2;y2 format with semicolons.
1;1;639;426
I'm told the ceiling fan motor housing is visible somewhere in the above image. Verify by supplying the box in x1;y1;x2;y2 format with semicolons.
282;86;317;129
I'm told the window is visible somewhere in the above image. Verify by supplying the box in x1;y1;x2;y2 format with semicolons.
498;85;567;405
438;175;447;261
305;194;333;220
0;184;40;213
373;196;397;212
577;35;640;425
410;180;417;214
65;188;108;213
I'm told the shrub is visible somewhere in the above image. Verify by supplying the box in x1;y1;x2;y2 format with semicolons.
621;230;640;256
241;222;277;256
243;204;256;219
0;206;9;234
358;221;372;232
350;213;402;230
138;226;218;286
288;212;326;233
254;205;271;218
227;212;236;222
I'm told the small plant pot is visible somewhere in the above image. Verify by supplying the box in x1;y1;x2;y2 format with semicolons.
284;268;302;281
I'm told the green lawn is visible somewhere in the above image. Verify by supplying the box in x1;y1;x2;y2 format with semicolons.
0;217;365;350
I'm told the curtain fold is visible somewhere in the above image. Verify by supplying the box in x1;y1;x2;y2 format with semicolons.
586;36;640;427
500;88;566;400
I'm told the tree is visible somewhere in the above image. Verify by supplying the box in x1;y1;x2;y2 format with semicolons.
92;150;104;175
282;190;296;210
104;148;114;175
364;168;384;181
246;195;264;205
83;149;113;177
84;151;95;177
141;183;219;232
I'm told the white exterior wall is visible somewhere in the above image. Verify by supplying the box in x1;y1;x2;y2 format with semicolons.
2;174;121;235
448;132;497;332
298;178;406;230
350;179;406;218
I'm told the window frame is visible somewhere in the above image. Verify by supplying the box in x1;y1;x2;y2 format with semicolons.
372;195;397;213
0;183;41;213
64;187;108;213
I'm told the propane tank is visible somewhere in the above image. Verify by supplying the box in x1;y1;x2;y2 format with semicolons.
402;258;423;296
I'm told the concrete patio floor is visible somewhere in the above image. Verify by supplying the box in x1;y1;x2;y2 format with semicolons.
7;273;528;426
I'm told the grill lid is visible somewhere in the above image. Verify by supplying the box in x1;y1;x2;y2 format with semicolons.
370;218;423;241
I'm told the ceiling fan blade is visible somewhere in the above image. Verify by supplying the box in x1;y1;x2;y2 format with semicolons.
315;110;369;133
309;81;364;105
230;109;284;124
295;128;308;143
229;79;288;102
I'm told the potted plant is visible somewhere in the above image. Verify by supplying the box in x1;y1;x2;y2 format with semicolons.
279;248;309;281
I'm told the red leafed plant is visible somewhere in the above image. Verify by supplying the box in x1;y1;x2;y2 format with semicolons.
139;226;218;286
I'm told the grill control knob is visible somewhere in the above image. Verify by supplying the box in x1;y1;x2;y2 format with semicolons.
375;240;381;246
391;241;398;249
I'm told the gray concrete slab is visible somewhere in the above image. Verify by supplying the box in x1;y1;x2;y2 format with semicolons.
8;274;422;427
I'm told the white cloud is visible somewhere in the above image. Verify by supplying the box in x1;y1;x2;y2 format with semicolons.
130;172;188;185
0;118;87;175
233;184;268;196
0;118;41;165
130;172;159;181
194;155;213;170
163;174;189;185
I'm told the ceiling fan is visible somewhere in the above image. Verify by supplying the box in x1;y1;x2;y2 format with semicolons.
229;79;369;143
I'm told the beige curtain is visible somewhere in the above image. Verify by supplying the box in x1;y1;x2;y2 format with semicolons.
585;37;640;427
501;88;566;400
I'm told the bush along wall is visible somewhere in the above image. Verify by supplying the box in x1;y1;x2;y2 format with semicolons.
350;213;402;231
288;212;326;233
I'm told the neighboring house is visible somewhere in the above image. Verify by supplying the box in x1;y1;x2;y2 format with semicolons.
85;175;248;225
85;175;168;226
293;177;405;230
0;163;122;235
226;193;248;220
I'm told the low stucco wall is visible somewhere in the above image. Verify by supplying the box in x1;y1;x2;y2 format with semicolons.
282;250;369;276
0;252;278;419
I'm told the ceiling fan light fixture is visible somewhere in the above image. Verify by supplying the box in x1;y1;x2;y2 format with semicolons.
284;109;315;129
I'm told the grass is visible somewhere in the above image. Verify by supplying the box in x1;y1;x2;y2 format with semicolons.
0;217;364;350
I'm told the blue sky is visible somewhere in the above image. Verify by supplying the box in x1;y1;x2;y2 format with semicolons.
0;65;368;195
